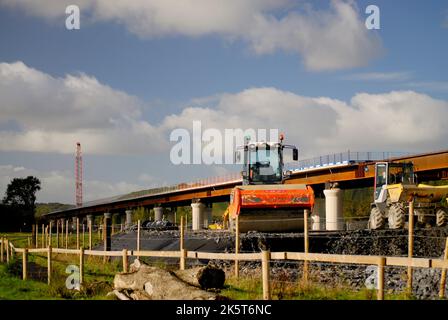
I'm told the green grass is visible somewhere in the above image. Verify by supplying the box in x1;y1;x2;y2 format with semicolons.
0;231;120;300
0;264;58;300
1;232;417;300
221;275;414;300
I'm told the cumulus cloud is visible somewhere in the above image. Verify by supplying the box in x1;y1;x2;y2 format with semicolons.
0;0;382;71
163;88;448;158
2;61;447;160
2;62;448;202
0;61;166;155
0;164;146;204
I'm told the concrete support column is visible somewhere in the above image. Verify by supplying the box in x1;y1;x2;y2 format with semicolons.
154;207;163;222
125;210;132;228
86;215;93;225
311;198;325;231
191;202;205;231
323;188;344;231
203;204;212;229
72;217;77;231
103;212;112;251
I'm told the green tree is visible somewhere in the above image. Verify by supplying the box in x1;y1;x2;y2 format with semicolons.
3;176;41;229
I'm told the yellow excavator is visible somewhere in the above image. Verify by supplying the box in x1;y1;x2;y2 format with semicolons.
368;161;448;229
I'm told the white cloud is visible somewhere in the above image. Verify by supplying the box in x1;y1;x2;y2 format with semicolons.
0;61;166;155
3;67;448;202
246;1;383;71
0;164;146;204
2;61;447;161
342;72;412;81
163;88;448;158
0;0;383;71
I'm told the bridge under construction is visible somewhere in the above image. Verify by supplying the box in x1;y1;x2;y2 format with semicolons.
44;149;448;232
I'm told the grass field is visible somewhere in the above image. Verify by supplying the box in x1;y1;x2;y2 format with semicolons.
0;232;414;300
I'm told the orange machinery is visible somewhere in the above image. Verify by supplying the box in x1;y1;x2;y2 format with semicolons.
224;135;315;233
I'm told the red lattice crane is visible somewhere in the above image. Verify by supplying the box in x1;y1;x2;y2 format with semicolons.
75;142;83;207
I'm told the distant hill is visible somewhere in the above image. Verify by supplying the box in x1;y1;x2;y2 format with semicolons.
35;202;75;220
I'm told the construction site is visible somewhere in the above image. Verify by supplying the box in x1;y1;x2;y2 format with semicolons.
4;141;438;300
1;1;448;309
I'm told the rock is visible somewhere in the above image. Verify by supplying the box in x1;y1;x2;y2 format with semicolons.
113;259;224;300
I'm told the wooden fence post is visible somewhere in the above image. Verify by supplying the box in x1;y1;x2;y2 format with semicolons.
235;214;240;278
56;221;59;248
79;247;84;285
82;224;85;248
49;221;52;247
181;249;187;271
65;220;68;250
407;199;414;295
0;237;4;263
47;245;52;285
41;224;44;248
89;220;92;250
122;249;128;273
137;219;141;253
439;237;448;298
303;209;310;283
98;220;101;241
180;216;185;270
6;239;9;263
35;224;38;249
76;218;80;249
377;257;386;300
262;250;271;300
22;248;28;280
59;221;62;249
45;225;48;247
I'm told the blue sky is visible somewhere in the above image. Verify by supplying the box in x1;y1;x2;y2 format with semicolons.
0;0;447;204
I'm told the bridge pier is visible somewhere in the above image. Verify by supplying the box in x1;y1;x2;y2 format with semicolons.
154;207;163;222
312;198;325;231
324;187;344;230
204;204;212;228
191;202;205;230
125;210;132;228
103;212;111;251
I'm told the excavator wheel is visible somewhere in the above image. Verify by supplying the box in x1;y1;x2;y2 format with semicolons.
388;203;406;229
368;206;385;230
436;208;448;227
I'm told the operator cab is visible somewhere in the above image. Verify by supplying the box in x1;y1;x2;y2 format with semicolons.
235;135;299;185
374;162;414;201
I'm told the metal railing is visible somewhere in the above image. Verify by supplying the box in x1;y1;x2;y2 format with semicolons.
286;151;413;171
